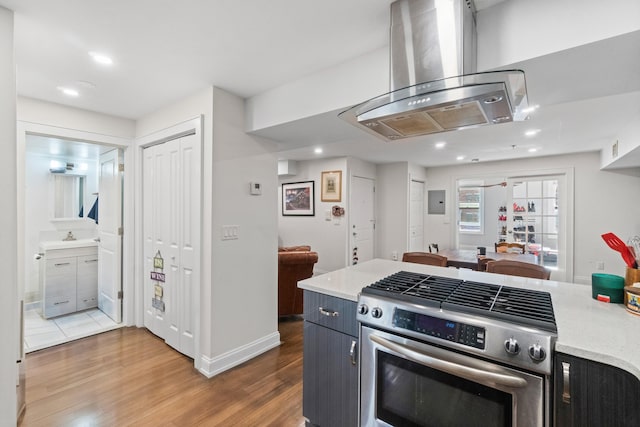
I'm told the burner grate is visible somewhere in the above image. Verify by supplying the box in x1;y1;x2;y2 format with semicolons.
362;272;556;332
364;271;463;307
443;281;557;332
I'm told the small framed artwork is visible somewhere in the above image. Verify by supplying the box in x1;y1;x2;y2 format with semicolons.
321;170;342;202
282;181;315;216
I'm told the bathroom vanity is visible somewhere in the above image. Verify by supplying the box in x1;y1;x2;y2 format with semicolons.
39;239;98;318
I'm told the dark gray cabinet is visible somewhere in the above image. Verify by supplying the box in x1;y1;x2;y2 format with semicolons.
303;291;358;427
554;352;640;426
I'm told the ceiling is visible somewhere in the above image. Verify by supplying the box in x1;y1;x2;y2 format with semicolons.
3;0;640;167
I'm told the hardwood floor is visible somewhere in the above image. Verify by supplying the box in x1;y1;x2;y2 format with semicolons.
20;317;306;427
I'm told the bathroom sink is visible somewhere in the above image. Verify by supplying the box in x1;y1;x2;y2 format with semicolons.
39;238;98;251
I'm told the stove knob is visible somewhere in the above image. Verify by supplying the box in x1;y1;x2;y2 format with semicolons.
528;344;547;362
504;338;520;355
371;307;383;318
358;304;369;315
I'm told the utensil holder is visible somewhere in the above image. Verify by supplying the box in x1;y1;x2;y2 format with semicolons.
625;267;640;286
623;267;640;306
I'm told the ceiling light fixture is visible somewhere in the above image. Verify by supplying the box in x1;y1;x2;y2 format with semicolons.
528;148;538;153
525;129;541;137
57;86;79;97
456;155;465;161
89;51;113;65
435;141;446;149
314;147;323;154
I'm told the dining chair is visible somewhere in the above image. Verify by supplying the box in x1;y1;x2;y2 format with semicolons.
486;259;551;279
402;252;448;267
495;242;526;254
477;257;494;271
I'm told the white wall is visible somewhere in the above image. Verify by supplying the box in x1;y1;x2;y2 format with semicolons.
424;152;640;284
376;162;410;260
601;108;640;170
0;6;17;426
278;157;349;273
209;87;280;367
477;0;640;70
18;96;135;139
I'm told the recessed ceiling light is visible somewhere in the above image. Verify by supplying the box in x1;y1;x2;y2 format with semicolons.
525;129;541;137
75;80;96;89
435;141;446;149
314;147;323;154
528;148;538;153
57;86;79;97
456;155;465;161
89;51;113;65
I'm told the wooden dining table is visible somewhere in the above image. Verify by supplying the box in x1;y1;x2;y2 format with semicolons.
438;249;538;270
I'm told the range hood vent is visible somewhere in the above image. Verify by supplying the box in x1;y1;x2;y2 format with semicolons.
339;0;529;141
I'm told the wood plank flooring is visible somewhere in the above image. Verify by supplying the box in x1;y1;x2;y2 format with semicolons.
20;317;306;427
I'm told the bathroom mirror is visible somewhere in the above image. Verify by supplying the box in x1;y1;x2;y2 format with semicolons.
52;174;86;219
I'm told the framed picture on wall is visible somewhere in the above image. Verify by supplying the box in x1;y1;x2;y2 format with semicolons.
282;181;315;216
321;170;342;202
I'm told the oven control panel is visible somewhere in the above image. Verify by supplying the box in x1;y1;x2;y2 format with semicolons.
392;308;486;350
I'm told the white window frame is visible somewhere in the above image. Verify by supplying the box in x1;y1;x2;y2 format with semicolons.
457;180;484;234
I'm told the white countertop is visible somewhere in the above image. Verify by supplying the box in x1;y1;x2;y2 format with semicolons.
299;258;640;380
39;238;98;251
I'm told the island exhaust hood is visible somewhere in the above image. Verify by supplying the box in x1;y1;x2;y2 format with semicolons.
339;0;529;141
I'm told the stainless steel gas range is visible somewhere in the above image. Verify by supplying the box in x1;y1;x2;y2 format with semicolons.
357;271;557;427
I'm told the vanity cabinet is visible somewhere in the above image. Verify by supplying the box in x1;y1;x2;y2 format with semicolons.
554;352;640;426
303;291;358;427
40;244;98;318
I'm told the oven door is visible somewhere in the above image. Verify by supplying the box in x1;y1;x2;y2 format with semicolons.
360;326;547;427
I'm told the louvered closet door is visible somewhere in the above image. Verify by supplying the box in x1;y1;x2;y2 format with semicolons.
143;133;200;358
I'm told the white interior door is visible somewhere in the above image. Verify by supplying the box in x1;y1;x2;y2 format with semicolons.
409;180;425;252
351;176;375;265
98;149;122;323
143;133;199;358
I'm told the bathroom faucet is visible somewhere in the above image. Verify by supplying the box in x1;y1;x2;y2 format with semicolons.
63;231;76;241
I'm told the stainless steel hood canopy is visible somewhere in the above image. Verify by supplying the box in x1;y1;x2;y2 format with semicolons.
339;0;529;141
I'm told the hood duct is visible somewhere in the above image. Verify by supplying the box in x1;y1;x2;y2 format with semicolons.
339;0;529;141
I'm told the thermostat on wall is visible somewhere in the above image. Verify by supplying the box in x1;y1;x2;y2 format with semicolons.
250;182;262;195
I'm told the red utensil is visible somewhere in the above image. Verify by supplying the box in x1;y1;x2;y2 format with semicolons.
601;233;638;268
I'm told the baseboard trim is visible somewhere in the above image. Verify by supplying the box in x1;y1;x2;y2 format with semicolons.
198;331;281;378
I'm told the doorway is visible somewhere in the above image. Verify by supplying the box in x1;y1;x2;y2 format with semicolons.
22;134;126;352
350;176;375;265
409;179;425;252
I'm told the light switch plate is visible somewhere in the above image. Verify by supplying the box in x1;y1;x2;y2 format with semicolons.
221;225;239;240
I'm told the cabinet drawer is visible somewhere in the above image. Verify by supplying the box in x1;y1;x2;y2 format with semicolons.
44;294;77;318
77;292;98;310
304;291;358;337
45;257;77;279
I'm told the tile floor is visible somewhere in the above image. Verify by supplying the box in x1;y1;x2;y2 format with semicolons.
24;307;122;353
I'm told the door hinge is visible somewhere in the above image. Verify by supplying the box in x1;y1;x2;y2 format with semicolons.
117;291;123;300
118;227;124;236
118;163;125;172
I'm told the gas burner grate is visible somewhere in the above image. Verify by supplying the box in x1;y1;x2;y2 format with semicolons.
364;271;463;307
362;272;556;332
443;281;556;332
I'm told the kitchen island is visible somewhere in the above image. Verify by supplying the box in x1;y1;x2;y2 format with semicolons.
299;258;640;426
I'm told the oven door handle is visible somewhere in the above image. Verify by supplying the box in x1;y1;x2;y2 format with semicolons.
370;334;528;389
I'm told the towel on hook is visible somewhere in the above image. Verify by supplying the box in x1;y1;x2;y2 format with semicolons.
88;197;99;224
